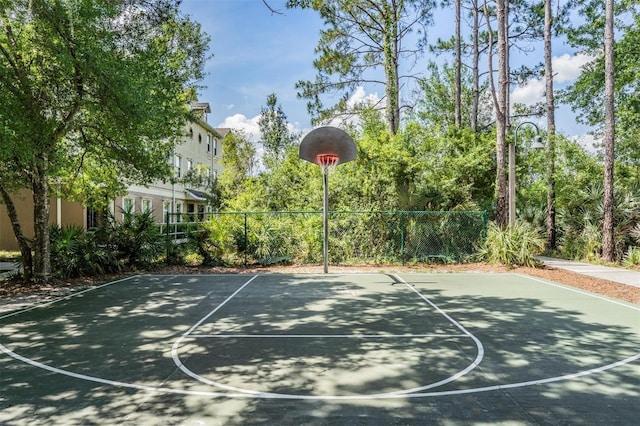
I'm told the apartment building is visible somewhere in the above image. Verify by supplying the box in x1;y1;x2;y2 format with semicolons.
111;102;226;225
0;102;225;251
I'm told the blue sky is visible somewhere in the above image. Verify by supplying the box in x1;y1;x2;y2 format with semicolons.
180;0;595;146
180;0;323;135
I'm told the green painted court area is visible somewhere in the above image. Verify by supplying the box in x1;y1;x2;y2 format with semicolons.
1;273;639;425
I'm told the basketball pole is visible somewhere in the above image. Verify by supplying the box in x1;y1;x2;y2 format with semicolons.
298;126;357;274
322;166;329;273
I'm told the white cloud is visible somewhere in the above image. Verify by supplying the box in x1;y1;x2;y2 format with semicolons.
347;86;381;108
511;78;545;106
552;53;594;83
322;86;383;128
511;53;595;107
571;133;601;154
217;113;261;142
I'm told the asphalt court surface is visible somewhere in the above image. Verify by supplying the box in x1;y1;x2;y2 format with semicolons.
0;273;639;425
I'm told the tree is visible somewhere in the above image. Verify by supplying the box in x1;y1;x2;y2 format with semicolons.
602;0;615;261
0;0;209;281
483;0;510;227
219;130;257;207
562;1;640;260
543;0;557;250
258;93;297;169
286;0;436;134
413;60;491;132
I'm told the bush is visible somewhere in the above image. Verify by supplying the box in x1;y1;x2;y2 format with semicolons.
624;246;640;267
112;207;165;267
476;221;545;267
191;215;236;266
50;225;121;278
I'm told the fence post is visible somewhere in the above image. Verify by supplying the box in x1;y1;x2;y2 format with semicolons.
400;211;406;265
482;210;488;238
165;211;170;262
244;213;248;267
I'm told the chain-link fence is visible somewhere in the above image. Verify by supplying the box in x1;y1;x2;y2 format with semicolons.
162;210;487;266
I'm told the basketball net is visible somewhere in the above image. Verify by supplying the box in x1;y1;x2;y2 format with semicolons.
317;154;339;175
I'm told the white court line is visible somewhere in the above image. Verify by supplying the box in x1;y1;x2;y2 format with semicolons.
0;275;139;321
171;275;259;372
187;333;467;339
1;340;638;400
172;273;485;398
515;273;640;311
1;272;638;401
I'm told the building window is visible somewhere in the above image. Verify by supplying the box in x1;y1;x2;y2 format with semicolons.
123;197;134;217
213;138;218;156
142;199;152;214
207;134;211;152
174;154;181;177
176;202;182;223
187;159;193;172
187;203;195;222
163;201;170;224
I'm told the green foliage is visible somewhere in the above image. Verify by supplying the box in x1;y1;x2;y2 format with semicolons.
0;0;209;279
49;208;165;278
285;0;436;132
477;221;545;267
624;247;640;267
563;2;640;172
556;182;640;261
250;216;300;265
49;225;121;279
259;93;298;168
0;251;20;262
112;207;165;268
176;211;485;267
413;61;492;131
192;216;237;266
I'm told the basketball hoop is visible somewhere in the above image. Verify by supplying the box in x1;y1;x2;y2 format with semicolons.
317;153;339;174
299;126;357;273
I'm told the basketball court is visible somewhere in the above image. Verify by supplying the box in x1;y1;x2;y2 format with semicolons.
1;272;638;424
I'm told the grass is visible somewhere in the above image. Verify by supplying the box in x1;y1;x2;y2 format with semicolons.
0;251;20;262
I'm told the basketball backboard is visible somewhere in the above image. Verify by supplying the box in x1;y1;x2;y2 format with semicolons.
299;126;357;166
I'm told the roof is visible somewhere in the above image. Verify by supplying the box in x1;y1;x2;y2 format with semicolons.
185;188;209;201
215;128;231;138
190;102;211;113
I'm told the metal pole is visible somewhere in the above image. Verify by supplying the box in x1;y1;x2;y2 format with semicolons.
323;168;329;273
508;141;516;227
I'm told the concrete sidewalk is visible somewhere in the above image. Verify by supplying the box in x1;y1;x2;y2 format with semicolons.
0;262;20;278
537;256;640;288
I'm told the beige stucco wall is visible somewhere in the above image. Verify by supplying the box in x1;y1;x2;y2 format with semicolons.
0;189;85;251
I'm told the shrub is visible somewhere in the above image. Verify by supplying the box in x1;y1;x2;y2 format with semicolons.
112;207;164;267
50;225;121;278
624;246;640;267
192;216;235;266
476;221;545;267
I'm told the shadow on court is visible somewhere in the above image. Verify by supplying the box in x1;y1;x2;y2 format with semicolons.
0;273;638;425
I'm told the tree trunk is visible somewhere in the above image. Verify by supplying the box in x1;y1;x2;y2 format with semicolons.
0;185;33;280
383;2;401;135
471;0;480;133
454;0;462;127
544;0;556;250
496;0;509;227
602;0;615;261
32;154;52;282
